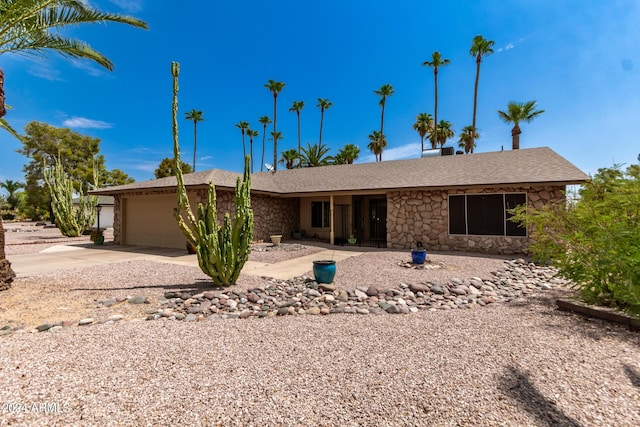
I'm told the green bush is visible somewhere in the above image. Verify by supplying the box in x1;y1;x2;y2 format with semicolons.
511;164;640;315
1;210;16;220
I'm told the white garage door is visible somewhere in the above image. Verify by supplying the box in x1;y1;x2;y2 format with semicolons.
123;194;186;249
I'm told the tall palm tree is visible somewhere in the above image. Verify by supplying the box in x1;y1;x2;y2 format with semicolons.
413;112;434;152
268;131;284;169
185;109;204;171
423;52;450;147
289;100;304;158
264;80;285;171
373;84;394;136
247;129;259;173
367;130;387;162
335;144;360;165
0;0;147;289
458;125;479;154
235;121;249;160
278;148;299;169
497;101;545;150
434;120;454;148
300;142;333;167
258;116;271;172
316;98;333;145
470;35;495;149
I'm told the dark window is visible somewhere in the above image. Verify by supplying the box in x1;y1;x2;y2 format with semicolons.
449;195;466;234
467;194;505;235
505;193;527;236
311;201;330;228
448;193;527;237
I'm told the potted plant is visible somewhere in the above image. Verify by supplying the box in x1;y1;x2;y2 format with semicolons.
347;234;357;245
90;228;104;245
411;241;427;264
313;260;336;284
270;234;282;246
292;228;302;239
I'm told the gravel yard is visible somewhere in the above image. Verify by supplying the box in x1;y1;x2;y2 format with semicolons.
1;224;639;426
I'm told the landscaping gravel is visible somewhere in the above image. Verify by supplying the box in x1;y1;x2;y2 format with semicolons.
0;228;639;425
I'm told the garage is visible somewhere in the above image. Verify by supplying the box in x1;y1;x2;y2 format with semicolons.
122;193;185;248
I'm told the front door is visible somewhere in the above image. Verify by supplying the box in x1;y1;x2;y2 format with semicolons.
369;199;387;247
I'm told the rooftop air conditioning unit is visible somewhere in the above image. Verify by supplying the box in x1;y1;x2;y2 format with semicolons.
441;147;454;156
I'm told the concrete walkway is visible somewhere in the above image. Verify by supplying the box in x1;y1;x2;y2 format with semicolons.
9;244;364;281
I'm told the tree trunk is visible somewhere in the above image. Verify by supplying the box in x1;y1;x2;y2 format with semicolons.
433;69;439;150
0;217;15;291
192;120;197;172
241;131;246;160
471;56;481;151
261;125;266;172
297;112;301;160
250;137;254;173
380;100;385;135
512;124;521;150
273;96;278;172
319;109;324;145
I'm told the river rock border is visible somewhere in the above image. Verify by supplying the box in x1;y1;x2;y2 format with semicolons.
0;259;570;336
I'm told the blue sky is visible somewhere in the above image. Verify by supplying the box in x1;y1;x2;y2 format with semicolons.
1;0;639;184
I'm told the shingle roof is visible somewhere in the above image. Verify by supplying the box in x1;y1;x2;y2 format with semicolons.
92;147;588;196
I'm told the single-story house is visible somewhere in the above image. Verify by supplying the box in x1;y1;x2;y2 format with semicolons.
72;195;114;228
92;147;589;255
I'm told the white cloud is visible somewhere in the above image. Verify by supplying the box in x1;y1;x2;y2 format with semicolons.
62;117;113;129
505;43;515;50
71;60;107;77
358;142;422;163
27;63;63;81
129;160;157;173
200;156;213;160
108;0;143;13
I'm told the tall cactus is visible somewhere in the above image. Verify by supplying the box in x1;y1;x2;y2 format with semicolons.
171;62;254;287
43;156;98;237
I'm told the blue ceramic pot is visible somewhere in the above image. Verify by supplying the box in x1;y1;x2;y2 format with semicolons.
411;249;427;264
313;260;337;284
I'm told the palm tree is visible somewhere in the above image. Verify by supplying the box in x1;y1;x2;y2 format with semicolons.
458;125;479;154
0;1;147;120
373;84;394;136
288;101;304;159
0;179;24;210
0;0;147;288
367;131;387;162
247;129;259;173
268;131;284;169
470;35;495;149
335;144;360;165
300;142;333;167
497;101;545;149
258;116;271;172
264;80;285;171
423;52;450;147
278;148;299;169
433;120;454;148
413;113;434;152
317;98;333;145
185;109;204;171
235;121;249;160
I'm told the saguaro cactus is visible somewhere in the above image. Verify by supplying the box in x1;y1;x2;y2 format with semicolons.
171;62;254;287
43;157;97;237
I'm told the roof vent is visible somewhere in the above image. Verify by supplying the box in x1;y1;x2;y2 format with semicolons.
421;148;440;158
441;147;454;156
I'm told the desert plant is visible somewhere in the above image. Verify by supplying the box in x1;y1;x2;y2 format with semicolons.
171;62;254;287
511;164;640;314
43;156;97;237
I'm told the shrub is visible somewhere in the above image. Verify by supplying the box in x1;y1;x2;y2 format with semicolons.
511;164;640;315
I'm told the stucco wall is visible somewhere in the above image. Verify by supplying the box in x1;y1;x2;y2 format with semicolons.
386;185;566;255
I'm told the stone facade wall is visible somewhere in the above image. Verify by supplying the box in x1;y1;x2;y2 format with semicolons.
252;195;300;242
387;185;566;255
112;188;299;245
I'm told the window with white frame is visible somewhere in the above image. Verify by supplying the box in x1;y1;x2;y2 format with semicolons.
448;193;527;236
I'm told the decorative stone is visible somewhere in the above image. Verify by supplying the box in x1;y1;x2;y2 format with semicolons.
78;318;94;326
128;295;148;305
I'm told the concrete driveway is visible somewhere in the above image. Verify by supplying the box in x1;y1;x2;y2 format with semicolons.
9;244;363;280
